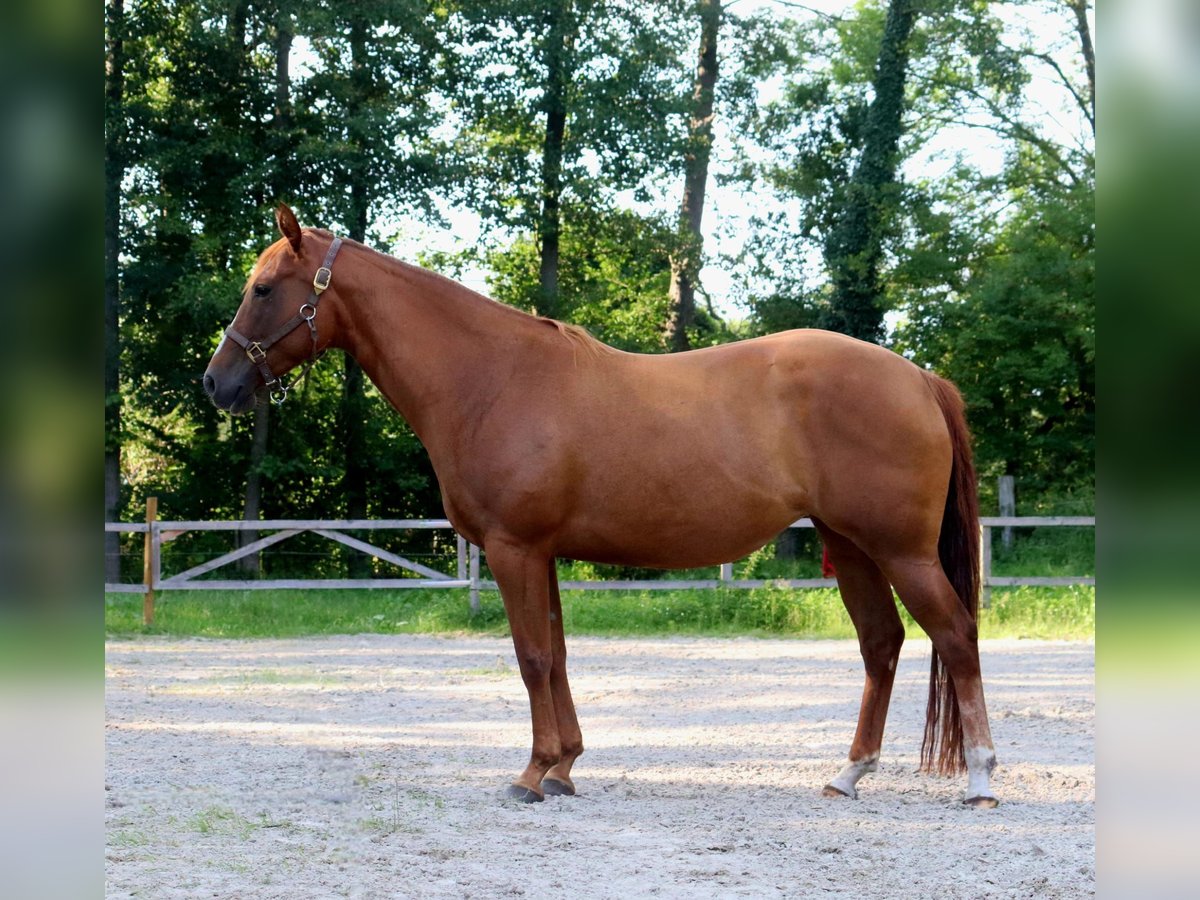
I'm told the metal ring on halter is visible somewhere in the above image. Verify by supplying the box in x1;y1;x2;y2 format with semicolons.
300;303;317;321
270;383;289;405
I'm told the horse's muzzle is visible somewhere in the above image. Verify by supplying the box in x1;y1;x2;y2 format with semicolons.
203;367;258;415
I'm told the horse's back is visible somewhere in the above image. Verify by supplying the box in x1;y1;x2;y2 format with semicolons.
700;329;954;553
534;329;952;565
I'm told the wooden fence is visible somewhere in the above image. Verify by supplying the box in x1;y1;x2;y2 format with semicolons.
104;500;1095;625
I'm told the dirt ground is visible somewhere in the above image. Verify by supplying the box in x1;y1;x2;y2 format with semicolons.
105;635;1094;898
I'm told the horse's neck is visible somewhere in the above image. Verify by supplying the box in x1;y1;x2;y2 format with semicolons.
330;246;551;442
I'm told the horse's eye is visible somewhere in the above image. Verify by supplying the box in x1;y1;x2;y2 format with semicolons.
253;283;271;298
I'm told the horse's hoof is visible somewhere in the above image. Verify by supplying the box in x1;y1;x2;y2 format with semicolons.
964;795;999;809
822;784;856;800
541;777;576;797
505;784;544;803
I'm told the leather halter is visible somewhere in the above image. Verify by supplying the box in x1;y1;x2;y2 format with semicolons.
224;236;344;405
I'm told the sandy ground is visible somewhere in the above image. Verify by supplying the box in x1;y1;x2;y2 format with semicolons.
105;635;1094;898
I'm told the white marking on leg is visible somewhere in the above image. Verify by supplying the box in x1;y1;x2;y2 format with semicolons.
827;754;879;799
965;745;997;801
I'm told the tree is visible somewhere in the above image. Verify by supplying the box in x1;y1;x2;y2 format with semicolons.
114;1;449;539
450;0;691;317
485;203;681;352
105;0;126;579
296;1;453;556
664;0;721;352
896;165;1094;495
893;0;1096;501
733;0;1092;502
241;0;301;575
536;1;576;317
819;0;917;342
119;0;278;527
732;0;1024;335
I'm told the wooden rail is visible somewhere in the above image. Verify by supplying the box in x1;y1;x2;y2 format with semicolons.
105;503;1095;624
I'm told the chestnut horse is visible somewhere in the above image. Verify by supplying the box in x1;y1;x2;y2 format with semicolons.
203;206;999;807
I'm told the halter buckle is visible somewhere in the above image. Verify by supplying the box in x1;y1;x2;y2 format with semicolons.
313;267;332;292
246;342;267;363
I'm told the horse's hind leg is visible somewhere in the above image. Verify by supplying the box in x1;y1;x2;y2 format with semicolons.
815;522;906;800
881;559;998;807
541;560;584;796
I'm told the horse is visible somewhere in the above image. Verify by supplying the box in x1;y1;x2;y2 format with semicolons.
203;205;1000;808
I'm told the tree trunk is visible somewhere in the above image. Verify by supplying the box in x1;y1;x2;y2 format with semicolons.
1068;0;1094;135
105;0;125;580
537;1;574;319
665;0;720;353
232;0;267;574
271;5;295;199
821;0;918;344
239;395;270;575
775;527;799;561
341;16;372;576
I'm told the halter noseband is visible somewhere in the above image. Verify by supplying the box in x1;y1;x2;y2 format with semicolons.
224;236;344;405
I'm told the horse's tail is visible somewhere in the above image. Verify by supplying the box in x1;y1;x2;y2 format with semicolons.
920;370;980;776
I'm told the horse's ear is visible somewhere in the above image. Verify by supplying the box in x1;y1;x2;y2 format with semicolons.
275;204;303;254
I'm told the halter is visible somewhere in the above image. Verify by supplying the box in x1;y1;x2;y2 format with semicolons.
224;236;344;405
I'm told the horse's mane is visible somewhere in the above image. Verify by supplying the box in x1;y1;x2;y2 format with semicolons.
539;318;618;360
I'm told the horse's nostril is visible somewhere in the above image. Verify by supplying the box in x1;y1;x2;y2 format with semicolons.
202;373;216;397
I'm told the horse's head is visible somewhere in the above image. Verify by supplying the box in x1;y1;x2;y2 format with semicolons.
202;204;343;414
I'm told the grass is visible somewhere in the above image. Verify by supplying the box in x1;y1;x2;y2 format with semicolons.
105;519;1094;642
990;524;1095;578
185;805;261;839
105;526;1093;641
105;583;1093;641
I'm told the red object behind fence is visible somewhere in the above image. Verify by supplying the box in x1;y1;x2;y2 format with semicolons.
822;545;837;579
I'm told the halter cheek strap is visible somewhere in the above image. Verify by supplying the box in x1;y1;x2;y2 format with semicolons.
224;236;344;405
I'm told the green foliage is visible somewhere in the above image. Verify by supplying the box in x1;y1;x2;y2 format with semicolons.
106;1;1094;548
979;586;1094;640
896;166;1094;495
114;0;449;524
104;584;1093;640
446;0;693;231
484;202;713;351
733;0;1093;502
106;516;1093;640
991;523;1094;578
294;1;455;234
734;0;1031;339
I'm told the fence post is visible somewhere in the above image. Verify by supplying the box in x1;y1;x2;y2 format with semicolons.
143;496;158;626
456;534;467;582
980;523;992;610
719;562;733;582
468;542;481;613
998;475;1015;552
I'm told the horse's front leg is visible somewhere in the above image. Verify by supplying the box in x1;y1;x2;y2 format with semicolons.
487;539;561;802
541;559;583;795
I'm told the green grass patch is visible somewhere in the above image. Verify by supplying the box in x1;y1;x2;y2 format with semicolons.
105;583;1093;641
185;805;260;839
991;525;1094;578
106;520;1092;641
977;585;1095;639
